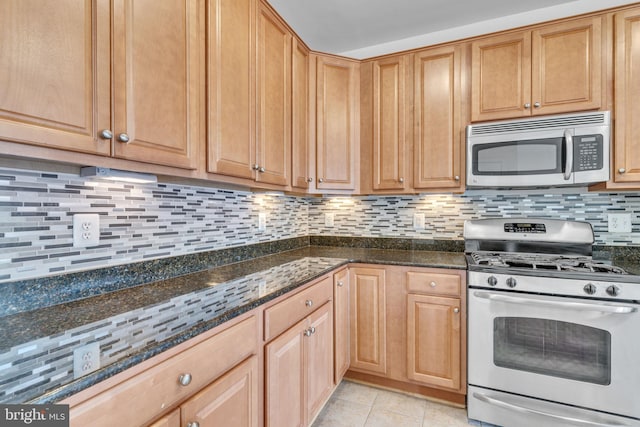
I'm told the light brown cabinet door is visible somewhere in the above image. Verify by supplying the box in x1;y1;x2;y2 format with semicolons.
372;56;409;190
614;8;640;185
181;356;259;427
414;46;463;190
531;16;602;116
265;317;306;427
257;4;291;186
471;31;531;121
306;302;334;423
349;267;386;375
0;0;111;156
112;0;200;169
291;38;311;190
407;294;461;391
208;0;256;179
315;55;360;191
333;268;350;384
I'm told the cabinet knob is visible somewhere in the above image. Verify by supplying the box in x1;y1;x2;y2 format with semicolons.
318;178;324;183
252;164;260;171
307;177;313;183
178;373;192;386
187;422;200;427
99;129;113;140
453;307;460;314
524;103;531;109
117;133;130;143
619;168;626;174
430;281;437;288
305;299;313;307
399;177;404;183
259;167;265;173
454;175;460;181
304;328;312;337
310;326;316;334
533;102;541;108
337;281;344;287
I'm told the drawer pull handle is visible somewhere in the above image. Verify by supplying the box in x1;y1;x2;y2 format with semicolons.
430;281;437;287
178;373;192;386
305;300;313;307
304;328;312;337
187;422;200;427
337;281;344;287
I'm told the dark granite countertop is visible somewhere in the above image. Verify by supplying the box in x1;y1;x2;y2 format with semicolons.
0;245;466;405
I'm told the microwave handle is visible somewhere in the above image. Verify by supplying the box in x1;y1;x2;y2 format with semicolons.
563;129;573;181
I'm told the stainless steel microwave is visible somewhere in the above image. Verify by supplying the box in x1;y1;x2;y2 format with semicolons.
466;111;610;188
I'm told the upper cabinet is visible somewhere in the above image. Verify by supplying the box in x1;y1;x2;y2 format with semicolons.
471;16;604;122
311;54;360;192
612;7;640;186
291;39;312;190
0;0;201;169
207;0;291;188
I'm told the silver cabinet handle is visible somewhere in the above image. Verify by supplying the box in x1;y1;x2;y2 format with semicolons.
117;133;130;143
563;129;573;181
524;103;531;109
99;129;113;140
473;392;622;427
305;300;313;307
307;177;313;182
310;326;316;334
187;422;200;427
430;281;437;288
178;373;192;386
533;101;541;108
399;177;404;183
259;167;265;173
318;178;324;183
304;328;312;337
337;281;344;287
473;291;637;314
252;164;260;171
454;175;460;181
619;168;626;174
453;307;460;314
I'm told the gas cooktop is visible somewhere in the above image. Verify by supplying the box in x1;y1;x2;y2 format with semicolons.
469;252;628;275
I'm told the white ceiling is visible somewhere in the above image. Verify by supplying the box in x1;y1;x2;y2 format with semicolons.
267;0;638;59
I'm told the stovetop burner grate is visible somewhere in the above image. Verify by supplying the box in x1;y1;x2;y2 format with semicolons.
470;252;628;275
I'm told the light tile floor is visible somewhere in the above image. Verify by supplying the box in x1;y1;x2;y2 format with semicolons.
312;380;472;427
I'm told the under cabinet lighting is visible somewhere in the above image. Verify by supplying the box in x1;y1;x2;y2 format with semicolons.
80;167;157;184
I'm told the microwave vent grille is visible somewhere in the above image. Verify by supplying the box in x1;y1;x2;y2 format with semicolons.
469;112;608;136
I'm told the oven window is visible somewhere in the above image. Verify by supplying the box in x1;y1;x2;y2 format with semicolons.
493;317;611;385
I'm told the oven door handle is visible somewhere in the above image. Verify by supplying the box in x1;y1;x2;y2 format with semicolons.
473;291;638;314
473;392;628;427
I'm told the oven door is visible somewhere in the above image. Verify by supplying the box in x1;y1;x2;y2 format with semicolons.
468;289;640;420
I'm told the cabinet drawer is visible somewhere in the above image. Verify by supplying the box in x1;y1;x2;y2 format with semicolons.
264;276;332;341
406;271;461;297
70;315;258;427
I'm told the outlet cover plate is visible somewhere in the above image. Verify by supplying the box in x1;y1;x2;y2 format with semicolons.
413;213;425;229
258;213;267;231
608;213;632;233
324;213;335;227
73;342;101;379
73;214;100;247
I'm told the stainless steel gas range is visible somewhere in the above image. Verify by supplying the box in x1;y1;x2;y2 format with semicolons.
465;218;640;427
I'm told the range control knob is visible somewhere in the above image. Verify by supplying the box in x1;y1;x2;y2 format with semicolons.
506;277;517;288
606;285;620;297
487;276;498;287
583;283;597;295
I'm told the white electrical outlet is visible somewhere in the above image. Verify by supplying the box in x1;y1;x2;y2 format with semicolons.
73;214;100;247
73;342;101;379
324;213;335;227
608;213;632;233
413;213;425;229
258;213;267;231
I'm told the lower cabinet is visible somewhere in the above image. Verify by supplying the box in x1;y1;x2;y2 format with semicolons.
265;301;334;427
333;267;350;384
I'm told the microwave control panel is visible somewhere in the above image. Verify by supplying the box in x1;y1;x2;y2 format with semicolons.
573;135;603;171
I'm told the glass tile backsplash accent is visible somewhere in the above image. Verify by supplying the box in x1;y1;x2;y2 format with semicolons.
1;166;639;282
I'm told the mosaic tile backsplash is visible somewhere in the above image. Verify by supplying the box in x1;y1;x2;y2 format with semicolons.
1;166;639;283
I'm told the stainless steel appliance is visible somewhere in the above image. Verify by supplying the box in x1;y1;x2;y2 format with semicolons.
466;111;610;188
465;218;640;427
